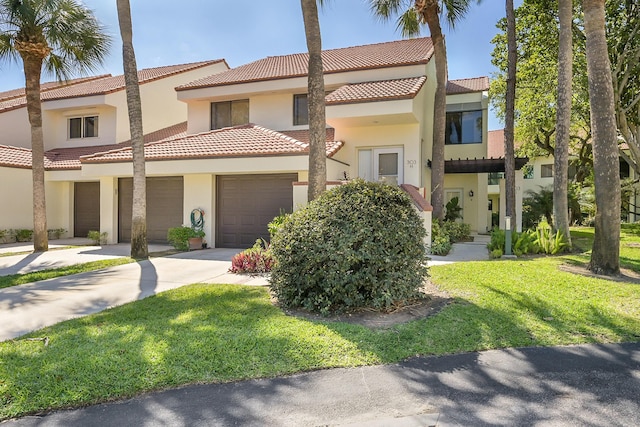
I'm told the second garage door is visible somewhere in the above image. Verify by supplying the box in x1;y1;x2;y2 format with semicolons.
119;177;184;243
216;174;296;248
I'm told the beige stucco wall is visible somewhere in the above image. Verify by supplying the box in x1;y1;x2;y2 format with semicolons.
0;167;33;229
444;173;487;233
0;167;71;234
332;123;421;187
521;156;554;194
81;155;310;178
0;108;31;148
43;105;118;150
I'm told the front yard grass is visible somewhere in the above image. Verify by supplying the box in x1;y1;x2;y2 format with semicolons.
0;258;135;289
1;228;640;419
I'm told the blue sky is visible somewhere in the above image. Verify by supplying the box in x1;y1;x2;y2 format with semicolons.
0;0;523;130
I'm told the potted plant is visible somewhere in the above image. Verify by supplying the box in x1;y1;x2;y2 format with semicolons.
167;226;205;251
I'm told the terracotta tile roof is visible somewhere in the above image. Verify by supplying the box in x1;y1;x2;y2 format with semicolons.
0;75;109;103
447;76;490;95
177;38;434;91
0;61;225;114
279;128;335;144
0;144;33;169
45;143;129;170
488;129;505;158
43;122;189;170
121;122;188;145
0;122;189;170
325;76;427;105
40;60;225;102
400;184;433;212
81;124;344;164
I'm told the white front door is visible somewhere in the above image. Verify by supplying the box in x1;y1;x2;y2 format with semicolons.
358;147;404;185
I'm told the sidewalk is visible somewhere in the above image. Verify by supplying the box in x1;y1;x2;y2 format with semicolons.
0;243;267;341
428;234;490;266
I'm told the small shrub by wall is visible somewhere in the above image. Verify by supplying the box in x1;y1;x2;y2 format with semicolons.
270;180;429;315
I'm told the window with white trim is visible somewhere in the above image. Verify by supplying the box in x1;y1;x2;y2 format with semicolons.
69;116;98;139
358;147;404;185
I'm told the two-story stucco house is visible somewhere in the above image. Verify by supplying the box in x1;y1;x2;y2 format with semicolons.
0;37;511;248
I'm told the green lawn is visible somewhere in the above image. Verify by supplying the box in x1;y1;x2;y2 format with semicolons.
0;258;135;289
1;227;640;419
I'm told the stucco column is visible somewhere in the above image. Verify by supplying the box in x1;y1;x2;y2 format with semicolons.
183;174;214;247
499;178;506;230
475;173;489;233
100;177;118;244
516;170;524;232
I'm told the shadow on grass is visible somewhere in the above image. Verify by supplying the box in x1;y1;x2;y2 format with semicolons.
0;285;360;421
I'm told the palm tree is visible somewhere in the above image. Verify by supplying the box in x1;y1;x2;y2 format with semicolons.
370;0;476;221
583;0;620;275
300;0;327;201
553;0;572;248
504;0;516;230
0;0;110;252
116;0;147;259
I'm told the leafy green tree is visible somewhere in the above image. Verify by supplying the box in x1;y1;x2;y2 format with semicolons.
369;0;478;221
0;0;110;252
301;0;327;201
116;0;148;258
491;0;592;182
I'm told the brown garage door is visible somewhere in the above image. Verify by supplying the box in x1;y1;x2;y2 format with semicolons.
216;174;296;248
74;182;100;237
119;177;184;243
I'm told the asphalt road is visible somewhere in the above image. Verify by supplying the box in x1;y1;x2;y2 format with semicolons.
6;342;640;426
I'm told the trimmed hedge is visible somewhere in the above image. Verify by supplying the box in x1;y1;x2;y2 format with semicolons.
269;180;429;315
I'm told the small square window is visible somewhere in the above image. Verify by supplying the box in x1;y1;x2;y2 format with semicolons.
541;164;554;178
69;116;98;139
211;99;249;130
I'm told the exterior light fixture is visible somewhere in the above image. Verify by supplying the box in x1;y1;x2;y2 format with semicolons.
468;190;474;197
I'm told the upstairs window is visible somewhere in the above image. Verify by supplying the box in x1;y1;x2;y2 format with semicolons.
293;94;308;126
211;99;249;130
69;116;98;139
541;164;554;178
445;110;483;144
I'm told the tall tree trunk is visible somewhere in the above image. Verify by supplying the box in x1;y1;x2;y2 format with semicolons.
117;0;148;258
20;53;48;252
423;5;447;222
554;0;572;247
583;0;620;275
301;0;327;201
504;0;517;230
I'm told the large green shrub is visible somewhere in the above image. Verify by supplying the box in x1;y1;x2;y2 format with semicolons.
270;180;429;315
442;221;471;243
167;226;205;251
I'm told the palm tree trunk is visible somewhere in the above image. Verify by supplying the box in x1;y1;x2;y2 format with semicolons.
22;55;48;252
423;4;447;222
554;0;572;247
504;0;517;230
301;0;327;201
117;0;148;258
583;0;620;275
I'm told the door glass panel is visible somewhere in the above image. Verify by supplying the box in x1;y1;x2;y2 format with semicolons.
378;153;399;185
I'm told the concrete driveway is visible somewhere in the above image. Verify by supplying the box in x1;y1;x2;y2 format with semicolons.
0;243;266;341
